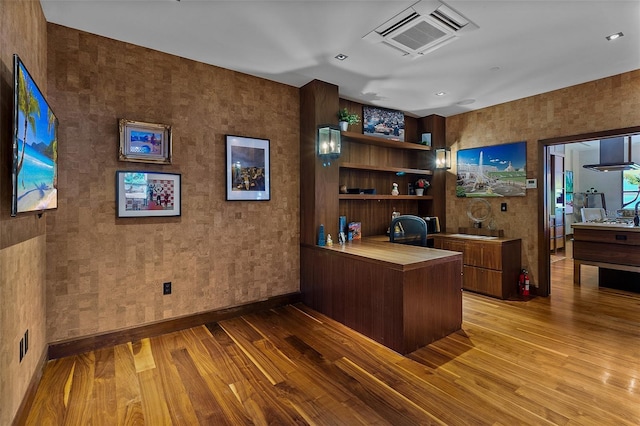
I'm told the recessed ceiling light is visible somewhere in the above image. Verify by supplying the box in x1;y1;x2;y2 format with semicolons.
606;32;623;41
435;92;446;97
335;54;348;61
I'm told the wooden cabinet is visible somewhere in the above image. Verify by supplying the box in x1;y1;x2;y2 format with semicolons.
433;235;522;299
339;131;436;236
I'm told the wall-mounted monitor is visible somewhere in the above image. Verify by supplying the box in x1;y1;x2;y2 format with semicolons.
11;54;58;216
456;141;527;197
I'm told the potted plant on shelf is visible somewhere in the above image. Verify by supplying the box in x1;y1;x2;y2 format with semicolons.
338;108;360;131
415;178;430;196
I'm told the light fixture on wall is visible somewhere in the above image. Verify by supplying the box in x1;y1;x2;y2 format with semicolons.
435;147;451;169
317;124;341;166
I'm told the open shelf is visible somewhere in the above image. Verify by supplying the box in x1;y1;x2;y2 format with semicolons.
341;131;432;151
341;162;432;176
338;194;434;200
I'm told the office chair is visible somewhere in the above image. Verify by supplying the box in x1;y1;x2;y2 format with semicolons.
389;215;428;247
580;207;606;222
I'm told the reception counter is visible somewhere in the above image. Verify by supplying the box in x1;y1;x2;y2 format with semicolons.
572;222;640;288
300;238;462;354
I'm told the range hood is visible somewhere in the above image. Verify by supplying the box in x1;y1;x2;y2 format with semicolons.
583;137;640;172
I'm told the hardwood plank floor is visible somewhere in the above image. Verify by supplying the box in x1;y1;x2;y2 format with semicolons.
23;257;640;425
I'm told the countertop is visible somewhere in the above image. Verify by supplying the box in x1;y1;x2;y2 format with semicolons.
305;237;461;271
572;222;640;232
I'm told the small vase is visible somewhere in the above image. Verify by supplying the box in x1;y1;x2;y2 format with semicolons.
339;121;348;132
416;188;424;196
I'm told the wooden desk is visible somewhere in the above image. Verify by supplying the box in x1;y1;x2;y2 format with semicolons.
300;239;462;354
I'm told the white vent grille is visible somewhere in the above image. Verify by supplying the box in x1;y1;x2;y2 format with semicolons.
363;0;478;57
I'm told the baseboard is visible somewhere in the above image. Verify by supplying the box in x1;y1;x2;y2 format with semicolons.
48;292;301;360
12;346;48;426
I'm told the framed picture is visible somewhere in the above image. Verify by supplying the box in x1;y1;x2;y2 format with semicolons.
362;105;405;141
226;135;270;201
456;141;527;197
565;170;574;193
116;171;181;217
119;119;172;164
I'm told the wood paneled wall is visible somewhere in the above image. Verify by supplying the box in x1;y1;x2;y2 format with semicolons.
45;25;300;343
0;3;49;425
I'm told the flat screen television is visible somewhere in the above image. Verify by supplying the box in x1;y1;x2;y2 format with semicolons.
11;54;58;216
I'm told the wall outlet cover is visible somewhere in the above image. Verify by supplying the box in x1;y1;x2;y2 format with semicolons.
526;178;537;189
163;282;172;295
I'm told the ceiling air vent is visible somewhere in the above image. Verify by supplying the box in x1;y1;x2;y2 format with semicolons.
363;0;478;58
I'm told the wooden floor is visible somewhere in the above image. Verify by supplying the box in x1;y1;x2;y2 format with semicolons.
24;256;640;425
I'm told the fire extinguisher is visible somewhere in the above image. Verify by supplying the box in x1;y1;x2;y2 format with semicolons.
523;270;530;296
518;269;525;295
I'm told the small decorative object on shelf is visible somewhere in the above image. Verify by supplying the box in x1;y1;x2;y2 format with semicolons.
415;178;430;196
318;224;325;246
338;108;360;132
348;222;361;239
326;234;333;246
391;182;399;196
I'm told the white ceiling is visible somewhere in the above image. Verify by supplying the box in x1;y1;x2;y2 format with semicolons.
40;0;640;117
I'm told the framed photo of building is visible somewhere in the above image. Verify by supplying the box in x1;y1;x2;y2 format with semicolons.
226;135;270;201
119;119;172;164
116;171;181;217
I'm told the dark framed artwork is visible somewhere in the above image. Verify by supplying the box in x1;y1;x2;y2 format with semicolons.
226;135;270;201
456;141;527;197
362;105;405;141
116;171;181;217
119;119;172;164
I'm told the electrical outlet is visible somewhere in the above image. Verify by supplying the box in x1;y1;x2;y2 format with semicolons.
24;330;28;354
501;202;507;212
19;338;24;362
163;282;172;295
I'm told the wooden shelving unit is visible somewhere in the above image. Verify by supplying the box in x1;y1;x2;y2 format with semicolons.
338;194;434;200
341;162;432;176
338;130;436;236
340;131;432;151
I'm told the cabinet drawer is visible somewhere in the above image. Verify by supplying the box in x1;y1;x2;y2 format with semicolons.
464;241;502;270
574;228;640;246
463;266;504;298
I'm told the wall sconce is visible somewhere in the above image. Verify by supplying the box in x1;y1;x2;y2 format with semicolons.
435;147;451;170
317;124;341;166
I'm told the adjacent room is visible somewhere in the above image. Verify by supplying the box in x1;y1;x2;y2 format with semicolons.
1;1;639;424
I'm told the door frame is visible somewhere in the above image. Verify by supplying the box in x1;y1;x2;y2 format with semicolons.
537;125;640;296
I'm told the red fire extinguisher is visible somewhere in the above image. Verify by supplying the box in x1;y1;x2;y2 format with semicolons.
523;270;530;296
518;269;525;295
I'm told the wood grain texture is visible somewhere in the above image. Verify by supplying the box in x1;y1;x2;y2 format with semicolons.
22;257;640;425
300;242;462;354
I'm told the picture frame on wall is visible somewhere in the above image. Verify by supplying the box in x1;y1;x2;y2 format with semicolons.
225;135;270;201
119;119;172;164
362;105;405;141
116;171;181;217
456;141;527;197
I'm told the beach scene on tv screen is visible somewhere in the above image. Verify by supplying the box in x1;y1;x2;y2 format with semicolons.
15;61;57;213
456;141;527;197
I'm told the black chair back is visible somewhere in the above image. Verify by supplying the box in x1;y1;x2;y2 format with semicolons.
389;215;428;247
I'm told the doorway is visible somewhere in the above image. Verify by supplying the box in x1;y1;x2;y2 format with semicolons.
537;125;640;296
